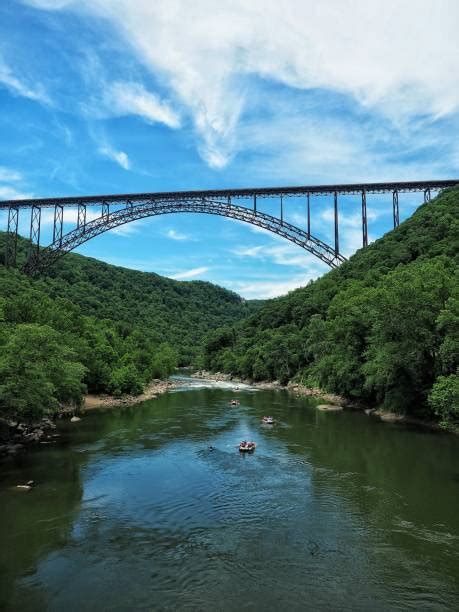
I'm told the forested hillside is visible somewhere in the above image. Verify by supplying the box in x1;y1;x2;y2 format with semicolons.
0;235;259;419
203;187;459;428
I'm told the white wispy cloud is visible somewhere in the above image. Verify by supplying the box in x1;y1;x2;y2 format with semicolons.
232;241;328;272
110;221;146;237
171;266;209;280
0;166;33;201
165;228;192;241
0;57;50;104
105;81;180;128
0;167;22;182
0;185;33;201
23;0;459;171
99;144;131;170
226;276;314;300
232;245;264;258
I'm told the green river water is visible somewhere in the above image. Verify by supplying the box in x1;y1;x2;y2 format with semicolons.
0;376;458;611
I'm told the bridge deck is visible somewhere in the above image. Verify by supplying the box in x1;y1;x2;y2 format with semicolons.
1;179;457;209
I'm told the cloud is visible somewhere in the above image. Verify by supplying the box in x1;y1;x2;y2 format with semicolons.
0;167;22;182
227;276;314;300
99;144;131;170
105;81;180;128
171;266;209;280
22;0;459;171
0;186;33;201
232;241;328;272
0;167;33;201
165;228;193;241
110;221;145;237
0;57;51;104
232;245;264;258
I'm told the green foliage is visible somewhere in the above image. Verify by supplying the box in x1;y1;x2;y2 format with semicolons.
0;324;86;419
0;240;259;421
108;364;144;397
428;374;459;428
203;186;459;422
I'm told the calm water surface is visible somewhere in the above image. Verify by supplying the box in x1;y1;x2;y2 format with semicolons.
0;377;458;611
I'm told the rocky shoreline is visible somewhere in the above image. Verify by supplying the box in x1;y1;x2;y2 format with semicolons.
192;370;448;432
0;416;61;458
83;378;178;411
192;370;347;403
0;379;178;458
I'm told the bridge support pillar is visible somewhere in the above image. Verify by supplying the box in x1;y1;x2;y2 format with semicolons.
28;205;41;262
392;190;399;228
77;203;86;229
361;190;368;247
424;188;431;203
334;191;339;255
5;206;19;267
253;194;257;213
307;193;311;239
280;195;283;225
53;204;64;246
102;201;110;220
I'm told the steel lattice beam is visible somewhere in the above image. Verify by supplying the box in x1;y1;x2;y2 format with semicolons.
23;198;347;275
393;191;400;228
102;201;110;219
361;190;368;248
5;207;19;267
53;204;64;246
77;203;86;229
27;205;41;265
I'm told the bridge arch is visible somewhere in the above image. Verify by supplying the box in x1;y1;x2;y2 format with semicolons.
24;198;346;274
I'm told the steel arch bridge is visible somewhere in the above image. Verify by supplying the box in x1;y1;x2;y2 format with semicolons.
1;179;457;275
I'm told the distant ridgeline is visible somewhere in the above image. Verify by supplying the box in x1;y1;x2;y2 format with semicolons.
0;235;260;419
203;186;459;428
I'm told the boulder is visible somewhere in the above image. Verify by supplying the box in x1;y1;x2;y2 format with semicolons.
7;443;24;454
378;412;404;423
317;404;343;412
70;416;81;422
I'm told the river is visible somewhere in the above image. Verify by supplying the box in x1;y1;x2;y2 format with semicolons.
0;376;458;611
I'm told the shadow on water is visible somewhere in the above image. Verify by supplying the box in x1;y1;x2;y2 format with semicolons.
1;379;458;611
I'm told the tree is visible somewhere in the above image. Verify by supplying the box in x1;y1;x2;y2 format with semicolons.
0;324;86;420
108;364;144;397
428;374;459;428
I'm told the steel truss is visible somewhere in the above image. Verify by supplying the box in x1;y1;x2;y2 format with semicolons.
5;207;19;267
28;205;41;262
23;199;347;275
53;204;64;246
2;178;457;276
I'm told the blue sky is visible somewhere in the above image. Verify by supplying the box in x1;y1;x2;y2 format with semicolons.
0;0;458;298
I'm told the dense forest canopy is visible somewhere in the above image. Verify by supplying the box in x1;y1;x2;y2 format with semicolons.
0;235;259;420
202;187;459;428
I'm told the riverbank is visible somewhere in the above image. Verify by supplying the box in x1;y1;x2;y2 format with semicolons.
0;379;178;458
83;378;178;411
0;416;59;458
192;370;452;433
192;370;347;403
